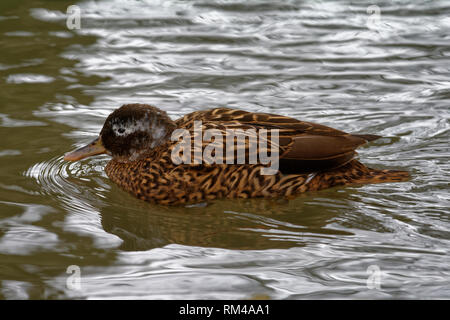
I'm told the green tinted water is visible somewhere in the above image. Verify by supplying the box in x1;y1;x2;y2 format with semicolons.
0;0;449;299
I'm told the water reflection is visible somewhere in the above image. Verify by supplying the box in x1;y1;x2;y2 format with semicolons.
100;192;354;251
0;0;449;299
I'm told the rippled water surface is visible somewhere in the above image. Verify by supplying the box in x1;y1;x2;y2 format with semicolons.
0;0;449;299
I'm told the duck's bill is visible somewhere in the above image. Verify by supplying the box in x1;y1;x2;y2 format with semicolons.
64;137;106;161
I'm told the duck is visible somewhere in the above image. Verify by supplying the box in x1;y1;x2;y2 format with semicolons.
64;104;409;205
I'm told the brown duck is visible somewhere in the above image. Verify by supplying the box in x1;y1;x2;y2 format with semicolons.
64;104;409;205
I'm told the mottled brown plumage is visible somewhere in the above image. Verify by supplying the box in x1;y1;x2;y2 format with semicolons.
64;104;409;205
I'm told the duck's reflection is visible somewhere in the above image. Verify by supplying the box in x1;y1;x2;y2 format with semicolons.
99;187;354;251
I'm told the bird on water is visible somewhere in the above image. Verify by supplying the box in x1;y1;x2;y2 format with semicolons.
64;104;409;205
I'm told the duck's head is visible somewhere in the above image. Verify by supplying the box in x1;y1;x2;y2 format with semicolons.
64;104;176;162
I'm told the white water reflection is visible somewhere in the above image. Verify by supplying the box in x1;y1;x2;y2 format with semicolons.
0;0;448;299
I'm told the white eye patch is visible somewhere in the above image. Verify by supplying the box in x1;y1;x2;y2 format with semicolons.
112;118;150;137
152;126;166;140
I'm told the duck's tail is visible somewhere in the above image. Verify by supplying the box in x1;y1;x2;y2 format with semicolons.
308;159;410;191
350;166;410;185
345;135;410;184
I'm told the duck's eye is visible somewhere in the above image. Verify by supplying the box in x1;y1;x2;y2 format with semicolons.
117;128;125;134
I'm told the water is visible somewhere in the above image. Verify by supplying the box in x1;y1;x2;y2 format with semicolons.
0;0;449;299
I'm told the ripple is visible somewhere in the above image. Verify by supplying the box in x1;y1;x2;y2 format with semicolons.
0;113;46;127
0;150;21;157
1;0;450;299
24;156;119;249
24;155;110;223
25;156;107;198
0;225;59;255
6;74;55;84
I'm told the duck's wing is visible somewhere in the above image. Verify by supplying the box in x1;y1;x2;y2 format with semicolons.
175;108;380;173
